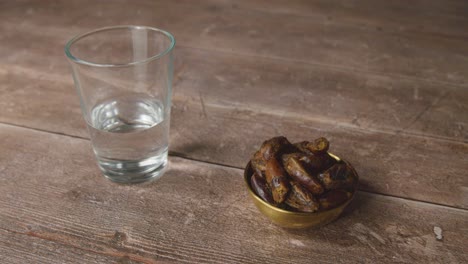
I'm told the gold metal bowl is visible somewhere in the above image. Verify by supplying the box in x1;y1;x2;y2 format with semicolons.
244;153;356;229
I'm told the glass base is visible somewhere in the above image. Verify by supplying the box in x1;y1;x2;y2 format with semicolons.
98;156;168;184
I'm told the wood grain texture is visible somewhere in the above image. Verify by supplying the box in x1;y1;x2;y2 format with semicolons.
2;36;467;141
203;0;468;38
0;124;467;264
0;229;140;264
172;49;468;141
0;1;467;261
169;101;468;209
0;68;467;209
1;0;468;86
1;21;467;142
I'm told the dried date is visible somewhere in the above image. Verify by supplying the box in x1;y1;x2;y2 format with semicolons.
317;162;358;190
285;181;320;213
282;153;324;195
307;137;330;154
251;136;296;176
265;158;290;203
293;141;336;172
250;172;274;204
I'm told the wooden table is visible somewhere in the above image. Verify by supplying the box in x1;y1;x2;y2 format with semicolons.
1;1;467;263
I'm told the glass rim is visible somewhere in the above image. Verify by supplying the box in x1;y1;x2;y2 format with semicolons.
64;25;175;68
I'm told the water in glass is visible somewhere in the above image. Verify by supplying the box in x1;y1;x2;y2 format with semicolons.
87;94;169;183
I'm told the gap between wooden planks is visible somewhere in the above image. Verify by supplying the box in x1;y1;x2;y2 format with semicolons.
0;123;467;264
0;1;467;207
0;66;467;209
1;1;467;141
0;118;467;212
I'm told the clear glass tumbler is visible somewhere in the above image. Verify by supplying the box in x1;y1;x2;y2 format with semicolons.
65;26;175;183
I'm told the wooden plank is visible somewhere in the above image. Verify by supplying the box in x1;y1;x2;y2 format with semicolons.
405;91;468;140
0;69;88;138
0;1;466;205
0;229;140;264
203;0;468;38
0;124;467;264
172;49;468;141
1;31;467;141
169;101;468;210
1;0;468;85
0;68;467;209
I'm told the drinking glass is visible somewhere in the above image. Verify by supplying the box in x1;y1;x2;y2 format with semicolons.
65;26;175;183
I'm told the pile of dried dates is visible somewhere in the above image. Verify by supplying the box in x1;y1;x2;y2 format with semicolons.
249;136;358;212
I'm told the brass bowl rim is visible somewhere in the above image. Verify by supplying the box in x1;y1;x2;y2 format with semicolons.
244;152;357;216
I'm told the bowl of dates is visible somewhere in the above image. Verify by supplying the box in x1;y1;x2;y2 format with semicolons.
244;136;358;228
